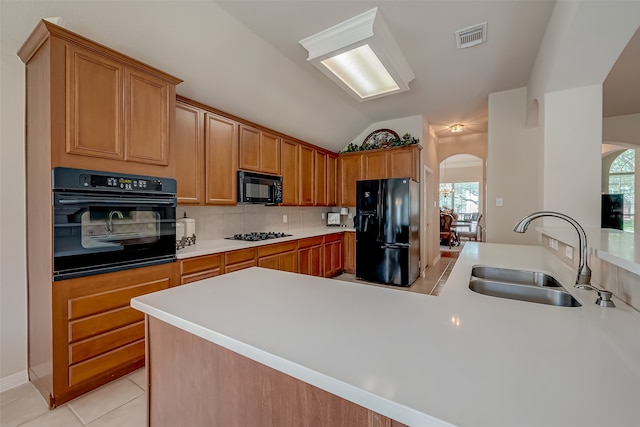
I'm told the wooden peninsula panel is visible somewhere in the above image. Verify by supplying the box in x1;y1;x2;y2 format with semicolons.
147;317;408;427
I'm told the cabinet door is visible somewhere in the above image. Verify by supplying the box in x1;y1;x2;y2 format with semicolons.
363;151;388;180
258;255;280;270
343;232;356;273
326;154;338;206
205;113;238;205
278;251;298;273
280;139;299;205
388;147;419;181
338;155;363;207
315;151;327;206
66;44;123;160
299;145;315;206
174;101;204;204
298;245;322;276
124;68;170;165
261;131;281;175
238;125;261;172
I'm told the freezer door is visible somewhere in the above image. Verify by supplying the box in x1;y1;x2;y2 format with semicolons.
356;180;382;242
356;243;416;286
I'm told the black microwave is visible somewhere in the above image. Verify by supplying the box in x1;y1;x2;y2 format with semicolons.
237;170;283;204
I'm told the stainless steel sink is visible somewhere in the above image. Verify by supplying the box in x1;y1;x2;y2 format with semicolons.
471;266;562;287
469;266;581;307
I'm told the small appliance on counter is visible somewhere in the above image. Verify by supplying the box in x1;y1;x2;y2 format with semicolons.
176;212;196;250
327;212;341;226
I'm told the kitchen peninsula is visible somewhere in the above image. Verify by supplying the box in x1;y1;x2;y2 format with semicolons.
132;242;640;427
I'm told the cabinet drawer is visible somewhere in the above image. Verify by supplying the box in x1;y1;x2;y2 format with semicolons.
181;269;221;285
68;278;169;320
69;306;143;342
258;241;297;258
69;339;145;387
225;248;257;265
225;259;257;274
69;321;145;365
180;254;223;275
298;236;323;249
324;233;342;243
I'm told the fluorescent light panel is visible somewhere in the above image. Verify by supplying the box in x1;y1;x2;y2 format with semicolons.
321;45;399;99
299;8;414;101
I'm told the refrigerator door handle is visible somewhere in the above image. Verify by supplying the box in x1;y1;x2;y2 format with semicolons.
380;243;410;249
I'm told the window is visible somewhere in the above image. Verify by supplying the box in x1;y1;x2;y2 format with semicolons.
440;182;479;214
608;149;635;231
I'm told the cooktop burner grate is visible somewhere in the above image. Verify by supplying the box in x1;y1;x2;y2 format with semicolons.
225;232;292;242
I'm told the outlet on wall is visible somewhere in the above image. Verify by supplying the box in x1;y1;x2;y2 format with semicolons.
321;212;325;219
565;245;573;260
282;214;288;223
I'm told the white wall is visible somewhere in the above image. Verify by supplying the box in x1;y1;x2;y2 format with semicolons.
0;6;28;386
347;115;423;150
487;87;540;244
603;114;640;146
542;85;602;227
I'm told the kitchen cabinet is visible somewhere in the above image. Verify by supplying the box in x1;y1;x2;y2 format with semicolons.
239;125;281;175
338;154;363;207
179;253;223;284
298;236;323;276
315;151;327;206
326;154;338;206
299;145;315;206
224;248;257;273
258;241;298;273
387;145;421;181
173;97;239;206
18;20;181;176
323;233;343;277
45;263;174;407
363;150;388;179
280;139;299;205
205;112;239;205
343;232;356;274
174;100;204;204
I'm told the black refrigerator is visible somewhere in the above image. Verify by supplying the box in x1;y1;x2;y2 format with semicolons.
355;178;420;286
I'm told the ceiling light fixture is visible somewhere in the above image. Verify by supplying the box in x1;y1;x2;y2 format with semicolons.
299;8;415;101
450;124;464;133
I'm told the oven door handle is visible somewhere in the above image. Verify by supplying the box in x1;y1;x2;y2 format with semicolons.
55;194;176;206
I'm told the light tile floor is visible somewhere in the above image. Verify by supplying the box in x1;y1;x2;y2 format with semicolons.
1;256;456;426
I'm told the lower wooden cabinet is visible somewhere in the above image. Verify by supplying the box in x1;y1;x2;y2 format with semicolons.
46;262;175;407
343;232;356;274
323;233;343;277
298;236;323;276
258;241;297;273
225;248;257;273
179;253;223;284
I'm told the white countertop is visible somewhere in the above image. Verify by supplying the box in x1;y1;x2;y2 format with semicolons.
132;242;640;427
177;227;354;259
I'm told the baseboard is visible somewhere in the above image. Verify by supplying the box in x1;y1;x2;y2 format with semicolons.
0;370;29;393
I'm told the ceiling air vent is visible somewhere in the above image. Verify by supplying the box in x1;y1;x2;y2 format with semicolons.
455;22;487;49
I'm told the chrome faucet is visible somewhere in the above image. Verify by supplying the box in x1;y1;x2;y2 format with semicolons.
513;211;614;307
513;211;591;285
106;210;124;234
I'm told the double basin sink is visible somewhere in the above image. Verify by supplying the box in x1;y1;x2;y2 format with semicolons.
469;266;581;307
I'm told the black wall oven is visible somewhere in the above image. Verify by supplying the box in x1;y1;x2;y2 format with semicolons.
52;167;177;281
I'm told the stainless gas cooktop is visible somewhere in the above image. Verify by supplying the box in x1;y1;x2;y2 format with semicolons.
225;232;292;242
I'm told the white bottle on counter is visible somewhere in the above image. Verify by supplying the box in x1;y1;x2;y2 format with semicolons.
178;212;196;238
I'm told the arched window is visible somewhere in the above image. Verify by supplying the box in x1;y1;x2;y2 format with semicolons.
609;149;635;231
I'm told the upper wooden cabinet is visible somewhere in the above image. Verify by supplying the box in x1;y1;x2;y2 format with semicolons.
174;98;238;205
315;151;327;206
339;145;421;206
205;113;238;205
338;154;363;207
239;124;281;175
280;139;299;206
326;154;338;206
18;20;181;176
174;101;204;204
299;145;315;206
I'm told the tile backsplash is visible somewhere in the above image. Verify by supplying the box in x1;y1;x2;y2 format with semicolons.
178;205;355;240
